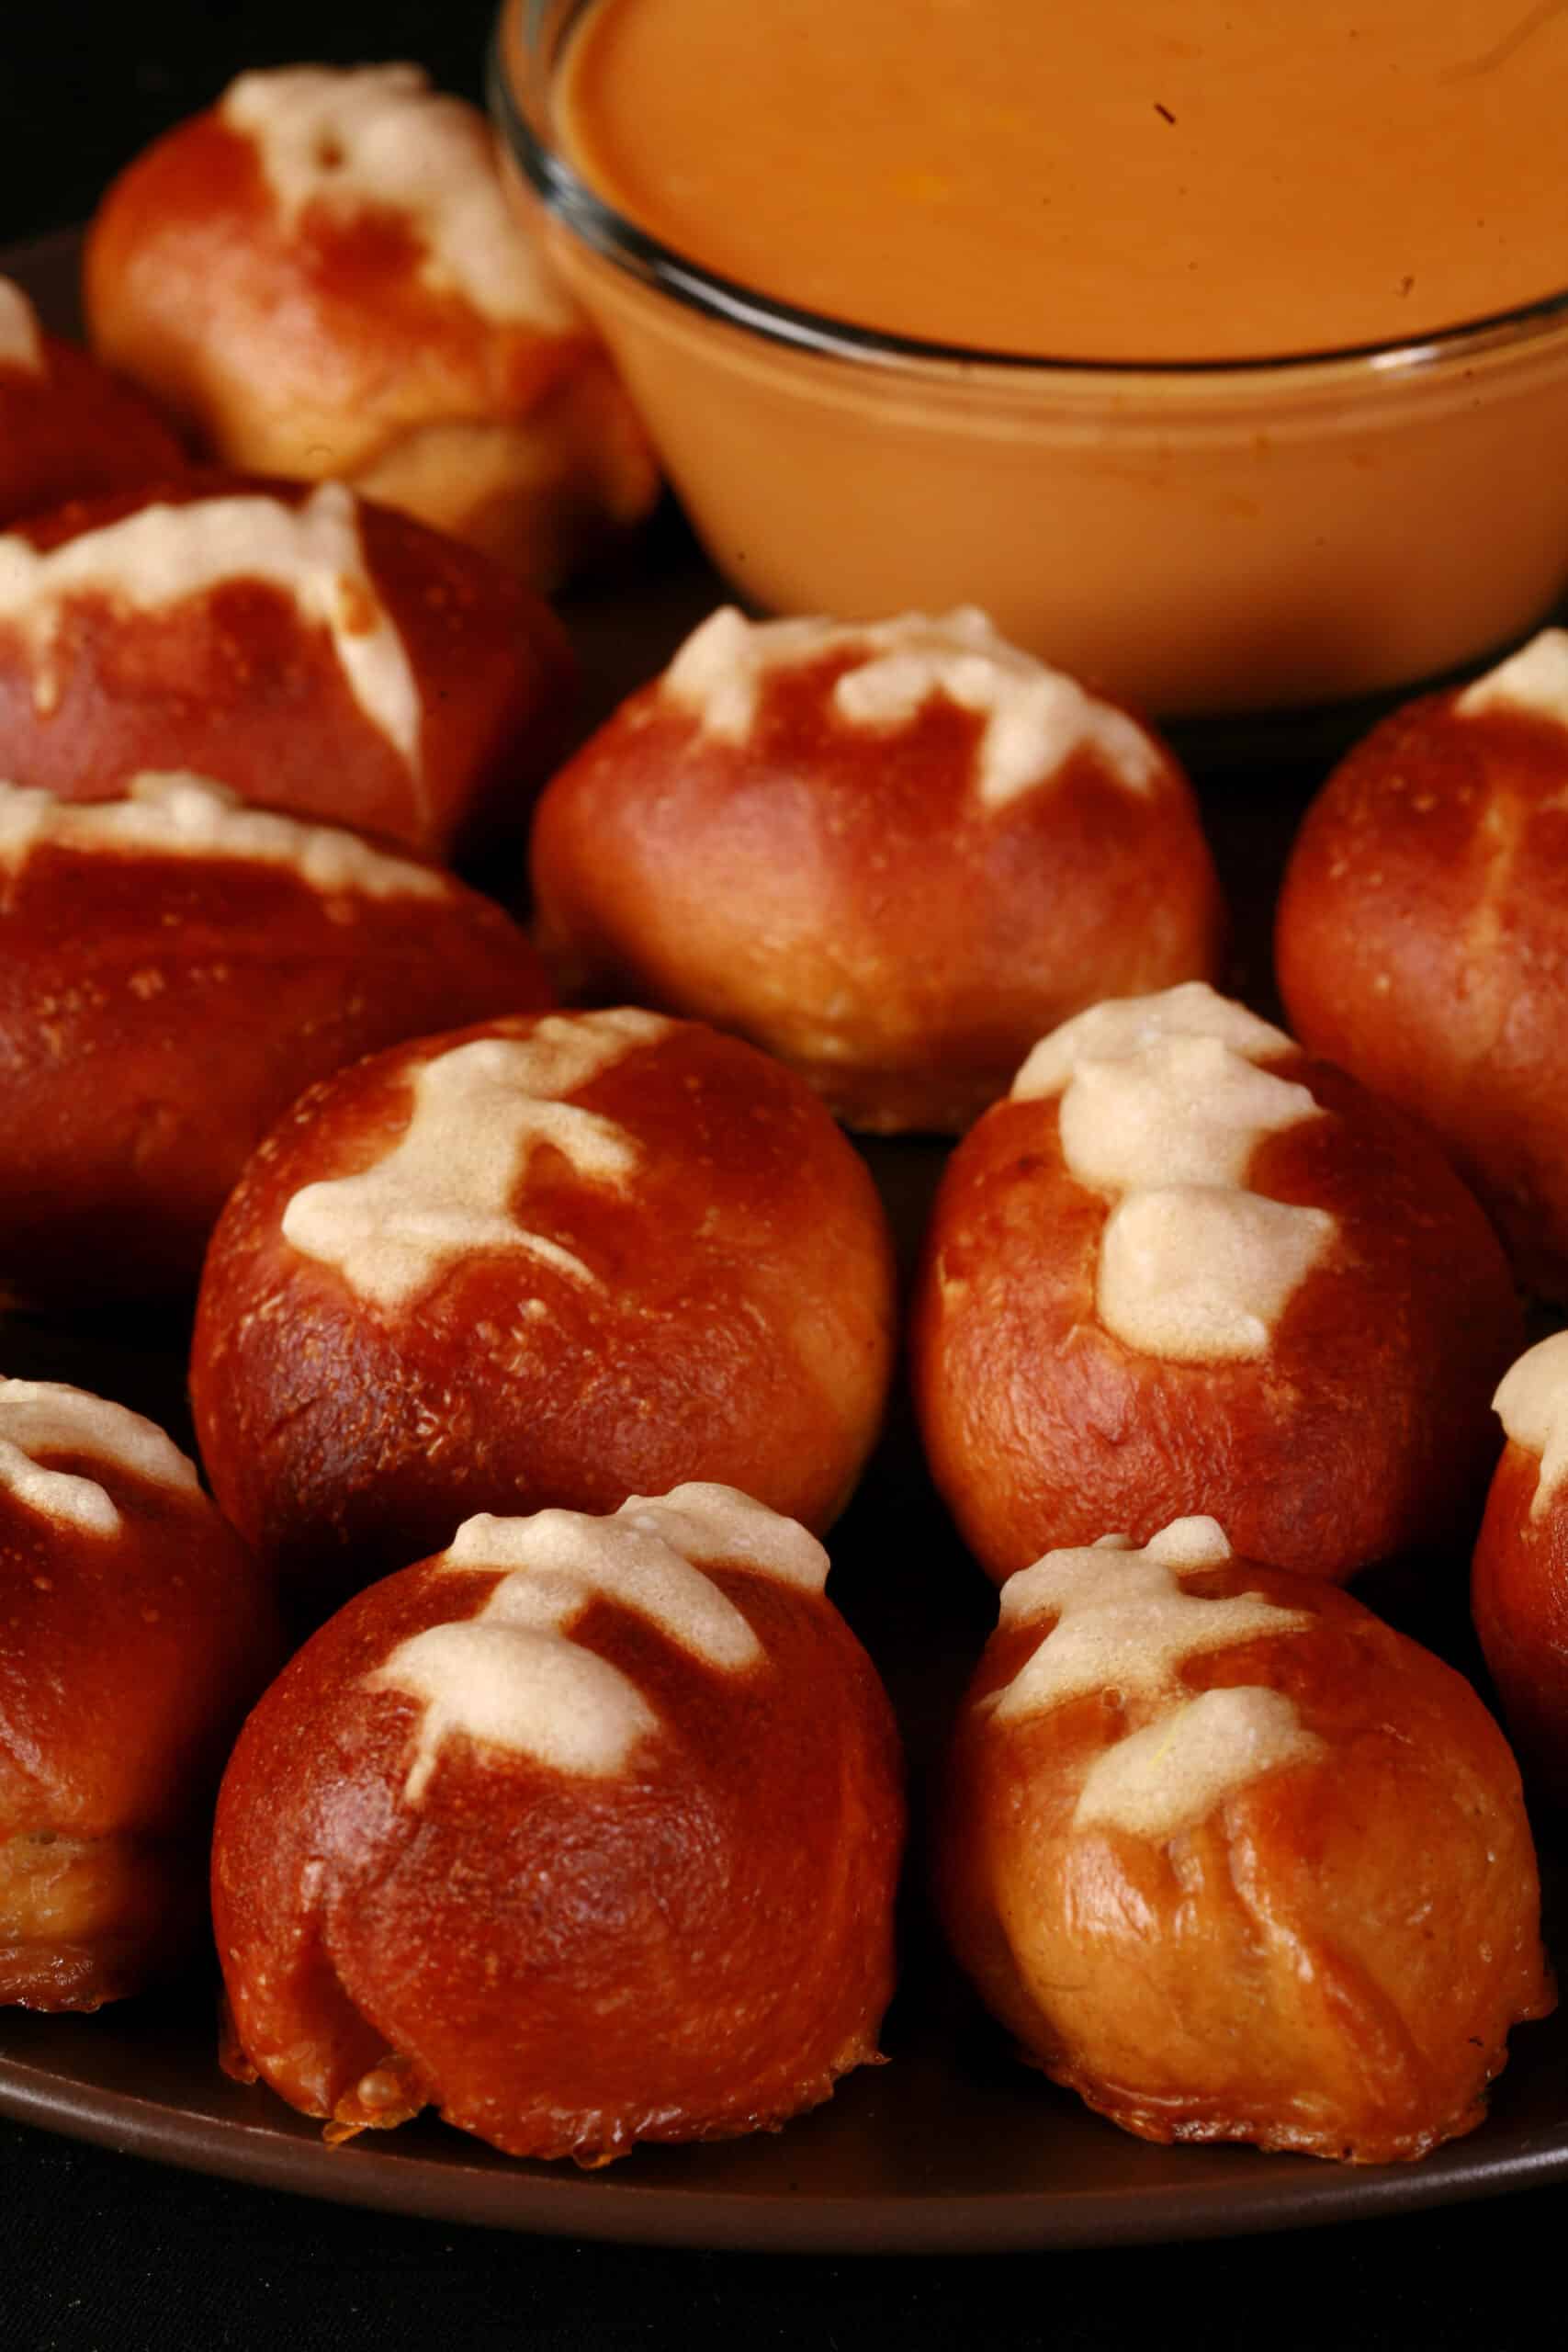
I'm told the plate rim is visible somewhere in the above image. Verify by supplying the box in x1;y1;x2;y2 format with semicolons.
5;2010;1568;2255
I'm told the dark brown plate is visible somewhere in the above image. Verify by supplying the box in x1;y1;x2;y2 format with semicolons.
0;228;1564;2256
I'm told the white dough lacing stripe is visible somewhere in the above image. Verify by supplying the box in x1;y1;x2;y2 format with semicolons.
0;1378;199;1538
281;1010;674;1309
1494;1329;1568;1520
992;1519;1320;1839
222;63;581;333
369;1483;828;1799
0;772;450;899
1010;983;1336;1362
661;605;1162;808
1455;627;1568;731
0;482;423;783
0;277;44;375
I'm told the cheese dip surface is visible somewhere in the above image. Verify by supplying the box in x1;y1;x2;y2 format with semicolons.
558;0;1568;361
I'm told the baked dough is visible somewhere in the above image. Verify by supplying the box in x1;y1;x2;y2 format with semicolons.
937;1515;1552;2161
0;471;574;858
0;1378;278;2009
84;64;659;586
0;771;553;1303
1277;627;1568;1300
0;275;185;528
211;1484;903;2160
531;605;1224;1132
190;1009;897;1617
911;982;1523;1581
1473;1330;1568;1807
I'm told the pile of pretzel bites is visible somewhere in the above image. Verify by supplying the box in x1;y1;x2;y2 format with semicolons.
1;62;1564;2178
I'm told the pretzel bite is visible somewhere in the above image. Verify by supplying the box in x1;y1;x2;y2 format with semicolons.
0;772;552;1306
910;982;1522;1583
84;63;659;586
212;1484;903;2160
0;472;573;859
190;1009;897;1617
530;606;1224;1134
1472;1332;1568;1808
0;277;186;529
1277;628;1568;1300
0;1379;278;2010
936;1516;1551;2163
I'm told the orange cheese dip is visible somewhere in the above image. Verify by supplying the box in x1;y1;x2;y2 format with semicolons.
559;0;1568;363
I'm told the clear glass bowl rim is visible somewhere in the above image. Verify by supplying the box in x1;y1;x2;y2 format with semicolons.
489;0;1568;388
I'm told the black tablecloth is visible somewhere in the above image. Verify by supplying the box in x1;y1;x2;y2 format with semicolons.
1;2109;1557;2349
3;9;1565;2343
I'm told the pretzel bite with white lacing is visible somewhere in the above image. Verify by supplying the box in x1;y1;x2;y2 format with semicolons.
84;64;658;586
0;471;573;858
910;982;1522;1583
530;605;1224;1133
1472;1332;1568;1809
211;1484;903;2161
937;1515;1552;2163
1277;627;1568;1303
0;1379;278;2011
190;1009;897;1620
0;277;185;529
0;772;553;1306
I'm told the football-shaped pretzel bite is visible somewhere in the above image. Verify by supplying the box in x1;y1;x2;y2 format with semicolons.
0;1379;278;2010
0;772;552;1304
212;1484;904;2162
84;63;658;585
1473;1331;1568;1807
1278;626;1568;1302
937;1516;1551;2163
0;275;185;528
191;1009;897;1616
911;983;1521;1582
532;605;1224;1133
0;472;573;858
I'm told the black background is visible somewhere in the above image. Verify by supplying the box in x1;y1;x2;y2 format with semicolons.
2;8;1565;2346
1;6;496;248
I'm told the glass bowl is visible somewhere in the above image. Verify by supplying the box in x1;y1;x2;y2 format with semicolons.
490;0;1568;718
